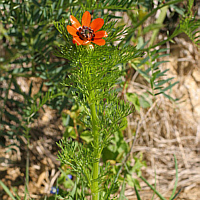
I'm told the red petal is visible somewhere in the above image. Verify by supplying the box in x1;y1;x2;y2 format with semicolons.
67;25;77;36
70;15;81;29
90;18;104;32
94;31;108;38
73;37;83;45
92;38;105;46
82;11;91;27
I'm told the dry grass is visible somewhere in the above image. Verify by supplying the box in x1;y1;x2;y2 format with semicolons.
1;34;200;199
124;35;200;199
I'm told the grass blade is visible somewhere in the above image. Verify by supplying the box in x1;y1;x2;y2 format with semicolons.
0;180;16;200
134;185;141;200
170;154;179;200
140;176;166;200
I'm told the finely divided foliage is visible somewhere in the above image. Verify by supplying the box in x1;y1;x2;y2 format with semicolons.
54;12;142;198
0;0;199;199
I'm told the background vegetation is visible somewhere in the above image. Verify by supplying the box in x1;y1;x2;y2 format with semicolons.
1;0;200;199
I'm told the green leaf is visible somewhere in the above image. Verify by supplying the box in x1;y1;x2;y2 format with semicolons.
134;184;141;200
170;5;185;16
161;81;178;93
139;94;152;109
80;131;93;143
0;181;16;200
4;110;20;123
119;178;128;200
170;155;179;200
140;176;166;200
126;93;140;111
127;174;141;189
63;126;77;139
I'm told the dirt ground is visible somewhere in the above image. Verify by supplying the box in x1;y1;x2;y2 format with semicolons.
1;34;200;199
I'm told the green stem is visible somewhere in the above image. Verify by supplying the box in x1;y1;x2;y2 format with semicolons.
89;90;99;200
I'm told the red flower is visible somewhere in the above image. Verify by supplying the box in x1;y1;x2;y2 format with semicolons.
67;11;108;46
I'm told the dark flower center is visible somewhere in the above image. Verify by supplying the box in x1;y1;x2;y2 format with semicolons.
76;26;95;41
